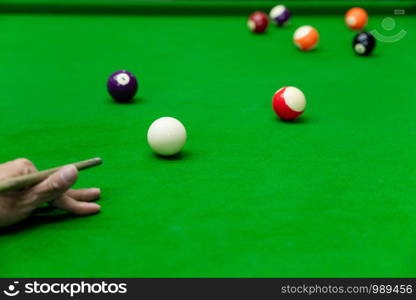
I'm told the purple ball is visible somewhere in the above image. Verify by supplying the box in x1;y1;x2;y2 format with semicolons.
107;70;138;103
269;5;291;27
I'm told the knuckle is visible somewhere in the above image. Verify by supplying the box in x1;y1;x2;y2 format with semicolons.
14;158;32;166
11;158;35;175
47;179;62;193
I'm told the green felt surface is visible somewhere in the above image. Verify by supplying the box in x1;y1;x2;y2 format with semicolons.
0;9;415;277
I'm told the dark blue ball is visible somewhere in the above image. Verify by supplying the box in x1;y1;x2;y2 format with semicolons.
107;70;138;102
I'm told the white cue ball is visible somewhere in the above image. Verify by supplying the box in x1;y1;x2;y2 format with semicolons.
147;117;187;156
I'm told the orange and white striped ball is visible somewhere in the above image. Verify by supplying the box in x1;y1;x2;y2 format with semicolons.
293;25;319;51
272;87;306;121
345;7;368;30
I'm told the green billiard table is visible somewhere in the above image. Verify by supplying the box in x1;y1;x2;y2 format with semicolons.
1;0;416;277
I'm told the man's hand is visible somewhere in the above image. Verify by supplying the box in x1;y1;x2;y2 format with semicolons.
0;158;101;227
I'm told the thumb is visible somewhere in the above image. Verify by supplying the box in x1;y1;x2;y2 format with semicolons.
30;165;78;205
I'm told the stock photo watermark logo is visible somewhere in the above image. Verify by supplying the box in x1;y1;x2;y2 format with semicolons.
2;280;128;297
3;281;20;297
370;9;407;43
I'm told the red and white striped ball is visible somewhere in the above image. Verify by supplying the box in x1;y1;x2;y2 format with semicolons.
247;11;269;33
272;87;306;121
293;25;319;51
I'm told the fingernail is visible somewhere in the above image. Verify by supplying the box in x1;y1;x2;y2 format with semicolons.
92;203;101;209
89;203;101;210
91;188;101;195
61;165;78;185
